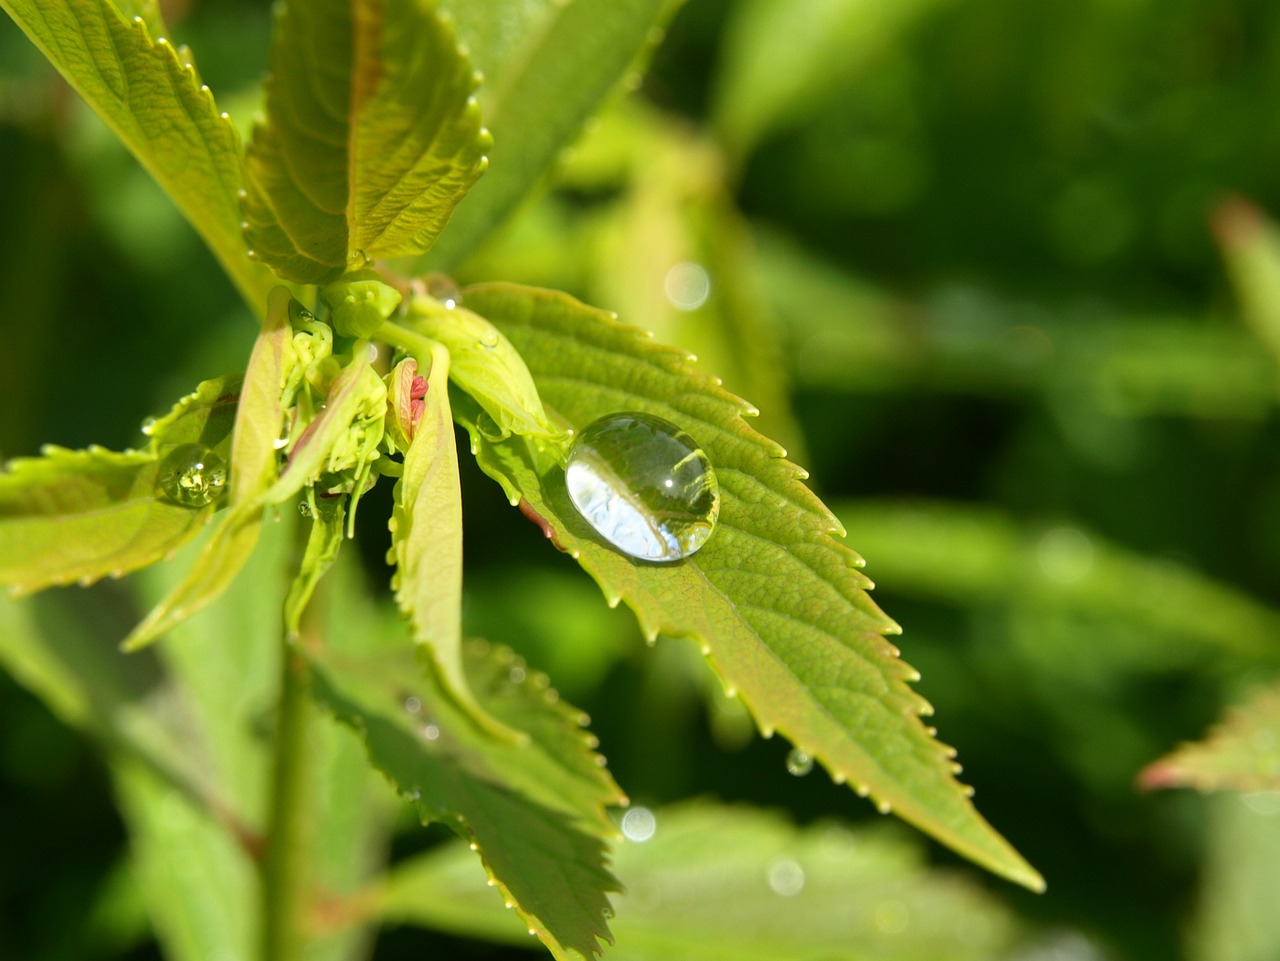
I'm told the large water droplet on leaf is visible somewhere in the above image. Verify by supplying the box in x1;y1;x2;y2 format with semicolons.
565;412;719;562
157;444;227;508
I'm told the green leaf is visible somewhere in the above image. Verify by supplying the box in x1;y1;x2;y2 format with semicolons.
389;341;514;738
1189;794;1280;961
0;0;275;310
124;288;295;650
306;631;625;961
419;0;680;270
454;282;1044;892
402;292;563;440
833;500;1280;664
1215;197;1280;373
241;0;490;284
377;802;1023;961
1140;682;1280;793
712;0;952;158
0;376;240;596
283;493;346;637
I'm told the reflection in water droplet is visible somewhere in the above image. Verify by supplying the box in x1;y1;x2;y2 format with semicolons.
156;444;228;508
347;248;371;268
663;262;711;311
785;748;814;777
141;416;157;436
621;806;657;842
298;501;313;518
565;412;719;561
766;858;805;897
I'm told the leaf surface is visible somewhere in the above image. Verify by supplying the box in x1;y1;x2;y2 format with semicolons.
242;0;489;284
1141;682;1280;793
306;629;625;961
0;376;240;596
454;282;1043;891
124;288;294;650
377;802;1022;961
0;0;275;310
420;0;678;269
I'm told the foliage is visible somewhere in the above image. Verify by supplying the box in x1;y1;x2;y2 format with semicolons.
3;0;1280;960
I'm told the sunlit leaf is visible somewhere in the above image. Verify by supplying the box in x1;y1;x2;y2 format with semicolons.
453;282;1043;891
242;0;489;284
0;376;239;596
124;288;295;650
284;494;346;638
389;342;513;738
0;0;275;310
377;801;1023;961
403;292;562;440
420;0;679;270
1141;682;1280;793
306;631;625;960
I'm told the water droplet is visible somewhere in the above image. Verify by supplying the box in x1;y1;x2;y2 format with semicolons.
786;748;814;777
766;858;806;897
565;412;719;561
156;445;228;508
140;416;157;436
420;723;441;741
621;806;657;842
403;696;422;714
425;273;462;308
663;262;711;311
508;666;526;683
478;331;499;350
298;501;313;518
347;248;371;268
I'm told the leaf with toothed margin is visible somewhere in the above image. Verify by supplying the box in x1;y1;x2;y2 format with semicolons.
1140;682;1280;794
306;633;626;961
375;801;1024;960
0;0;275;311
389;343;518;740
124;288;295;651
451;282;1044;892
241;0;491;285
0;375;240;597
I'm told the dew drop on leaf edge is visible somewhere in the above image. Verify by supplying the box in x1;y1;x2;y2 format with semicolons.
786;748;814;777
156;444;228;508
564;411;719;562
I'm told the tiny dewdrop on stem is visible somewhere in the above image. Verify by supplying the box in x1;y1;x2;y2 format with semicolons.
564;411;720;562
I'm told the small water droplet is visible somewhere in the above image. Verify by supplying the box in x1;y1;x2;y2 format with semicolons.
421;723;441;741
786;748;813;776
298;501;313;518
347;248;371;268
767;858;806;897
156;444;228;508
508;665;526;684
565;412;719;561
478;331;499;350
403;696;421;714
140;416;157;436
621;807;657;842
425;273;462;308
663;262;711;311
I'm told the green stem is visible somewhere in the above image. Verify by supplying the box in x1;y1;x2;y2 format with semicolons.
259;638;313;961
378;320;439;364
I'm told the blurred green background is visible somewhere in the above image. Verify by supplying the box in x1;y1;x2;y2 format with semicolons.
5;0;1280;958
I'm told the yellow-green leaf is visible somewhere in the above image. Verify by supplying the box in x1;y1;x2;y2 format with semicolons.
241;0;490;284
0;0;275;310
454;281;1043;892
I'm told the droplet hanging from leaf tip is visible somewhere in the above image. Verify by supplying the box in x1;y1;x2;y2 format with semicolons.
786;748;814;777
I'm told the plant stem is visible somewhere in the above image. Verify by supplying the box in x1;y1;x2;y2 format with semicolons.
260;638;313;961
